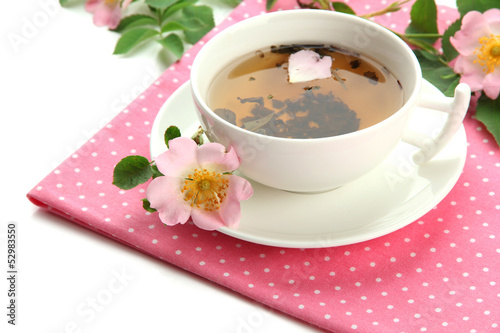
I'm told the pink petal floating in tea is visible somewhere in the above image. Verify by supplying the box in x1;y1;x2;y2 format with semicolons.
288;50;332;83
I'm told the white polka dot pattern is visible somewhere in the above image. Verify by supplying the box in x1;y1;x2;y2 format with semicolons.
27;1;499;332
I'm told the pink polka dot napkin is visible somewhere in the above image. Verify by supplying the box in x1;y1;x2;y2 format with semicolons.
28;1;500;332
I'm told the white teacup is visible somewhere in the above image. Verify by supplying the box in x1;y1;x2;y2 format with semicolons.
190;9;470;193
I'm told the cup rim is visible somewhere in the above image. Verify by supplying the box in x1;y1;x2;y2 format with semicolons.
190;9;422;143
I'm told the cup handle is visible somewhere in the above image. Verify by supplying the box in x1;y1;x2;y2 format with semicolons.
402;83;471;165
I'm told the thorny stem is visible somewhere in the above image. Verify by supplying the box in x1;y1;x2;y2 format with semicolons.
297;0;448;65
359;0;444;52
401;33;443;38
392;30;430;47
360;0;412;19
393;30;445;56
318;0;333;10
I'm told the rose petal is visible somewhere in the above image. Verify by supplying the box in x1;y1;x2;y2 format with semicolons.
483;8;500;35
227;175;254;201
91;4;114;27
450;11;490;56
218;175;253;229
85;0;123;29
155;137;198;177
190;209;226;230
288;50;332;83
197;143;240;173
108;6;123;30
146;176;191;226
85;0;99;12
482;71;500;100
218;197;242;229
453;55;486;92
459;73;485;93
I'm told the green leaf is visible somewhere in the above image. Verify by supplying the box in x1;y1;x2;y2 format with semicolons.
146;0;179;9
476;95;500;146
266;0;279;11
113;28;159;55
178;17;207;30
219;0;242;7
157;34;185;58
161;17;207;33
164;126;182;147
442;76;461;97
161;0;198;22
406;37;440;55
113;156;153;190
414;50;460;97
59;0;69;5
141;198;158;213
457;0;498;16
112;15;158;33
151;164;164;179
406;0;439;44
331;2;356;15
182;5;214;44
418;49;440;61
161;21;187;33
441;18;462;61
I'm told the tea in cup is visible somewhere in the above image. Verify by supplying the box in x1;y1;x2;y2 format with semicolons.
190;10;470;193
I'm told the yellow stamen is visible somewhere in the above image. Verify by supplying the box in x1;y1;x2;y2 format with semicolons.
474;34;500;74
181;169;229;212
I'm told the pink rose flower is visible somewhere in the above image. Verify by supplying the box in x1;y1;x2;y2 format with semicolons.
85;0;132;29
146;137;253;230
450;8;500;100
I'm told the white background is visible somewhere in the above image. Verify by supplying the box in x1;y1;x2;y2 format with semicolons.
1;0;456;332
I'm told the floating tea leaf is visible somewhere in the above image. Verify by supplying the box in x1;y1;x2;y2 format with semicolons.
350;60;361;69
331;70;347;90
238;96;264;105
364;71;379;85
243;112;275;132
214;108;236;125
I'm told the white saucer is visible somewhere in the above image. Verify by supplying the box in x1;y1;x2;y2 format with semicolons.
150;81;467;248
